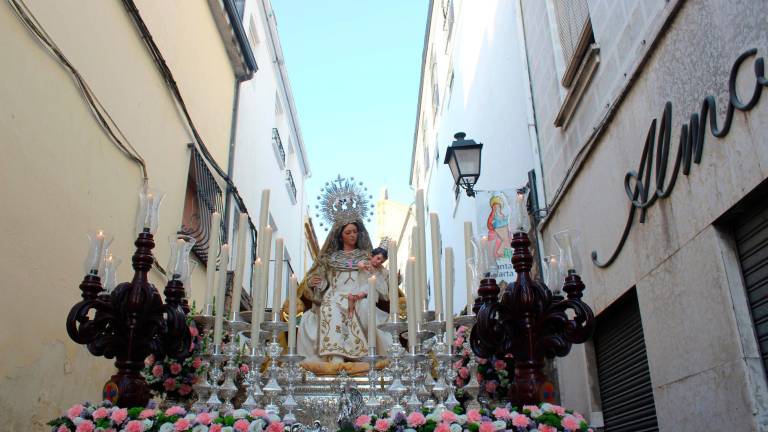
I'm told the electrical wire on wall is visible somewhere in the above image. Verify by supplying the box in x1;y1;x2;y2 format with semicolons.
7;0;149;183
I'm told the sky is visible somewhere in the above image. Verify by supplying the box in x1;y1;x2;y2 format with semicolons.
270;0;429;241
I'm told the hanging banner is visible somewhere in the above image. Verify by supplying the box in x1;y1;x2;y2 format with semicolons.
475;189;516;283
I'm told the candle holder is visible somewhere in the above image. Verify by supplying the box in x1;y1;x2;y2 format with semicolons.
379;321;408;416
360;352;383;415
205;345;227;412
432;334;459;413
278;350;305;424
403;353;426;412
240;329;269;410
261;320;287;415
190;314;216;412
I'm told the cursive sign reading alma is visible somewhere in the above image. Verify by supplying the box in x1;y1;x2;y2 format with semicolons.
592;48;768;268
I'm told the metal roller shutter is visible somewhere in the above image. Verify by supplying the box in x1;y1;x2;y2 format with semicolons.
734;198;768;382
594;290;659;431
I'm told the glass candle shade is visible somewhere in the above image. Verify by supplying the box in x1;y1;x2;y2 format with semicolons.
472;235;498;278
83;230;114;277
103;252;122;294
543;254;562;293
135;185;166;235
553;229;583;277
507;187;531;233
167;234;196;281
466;257;480;292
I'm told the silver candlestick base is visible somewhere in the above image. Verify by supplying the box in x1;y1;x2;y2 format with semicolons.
360;353;384;415
278;351;305;424
261;320;287;415
240;343;266;411
379;321;408;417
205;345;227;412
403;353;426;412
190;313;216;412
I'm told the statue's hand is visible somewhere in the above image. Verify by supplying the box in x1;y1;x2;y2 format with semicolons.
357;260;371;273
309;275;324;288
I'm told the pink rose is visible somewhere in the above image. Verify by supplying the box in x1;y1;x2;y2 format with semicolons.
76;421;95;432
522;405;539;414
144;355;155;367
250;409;267;418
165;406;186;416
125;420;144;432
111;408;128;425
454;336;464;347
139;409;156;419
539;425;557;432
466;409;482;423
476;357;487;365
189;325;199;337
174;418;191;431
511;414;529;427
92;407;109;419
355;415;371;428
479;422;495;432
192;358;203;369
234;419;250;432
57;426;69;432
170;363;182;375
458;367;469;379
196;413;213;425
152;365;164;378
209;425;223;432
440;410;457;423
164;378;177;391
374;418;390;432
561;415;581;431
406;412;426;427
491;407;511;420
179;384;192;395
435;423;451;432
455;377;465;387
266;422;284;432
240;364;250;374
484;380;498;394
452;360;463;370
67;404;84;419
493;360;507;371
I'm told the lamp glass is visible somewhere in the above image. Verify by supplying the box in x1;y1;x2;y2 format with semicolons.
453;147;480;178
506;188;531;233
447;154;461;185
103;252;122;294
543;254;562;293
553;229;583;277
135;185;166;235
167;234;196;281
83;230;114;277
471;235;498;278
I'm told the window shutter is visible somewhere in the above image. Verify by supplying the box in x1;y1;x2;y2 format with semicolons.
554;0;593;86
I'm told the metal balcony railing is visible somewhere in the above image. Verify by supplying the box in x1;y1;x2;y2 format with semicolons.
272;127;286;168
285;169;297;204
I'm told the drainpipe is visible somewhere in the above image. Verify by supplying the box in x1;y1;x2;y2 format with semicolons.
224;79;244;240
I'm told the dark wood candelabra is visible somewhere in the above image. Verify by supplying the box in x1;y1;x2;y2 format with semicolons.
66;231;191;407
470;231;595;407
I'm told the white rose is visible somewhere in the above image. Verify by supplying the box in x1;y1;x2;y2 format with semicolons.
72;417;84;426
456;415;467;425
159;423;175;432
232;409;248;419
192;425;209;432
142;419;154;429
450;424;462;432
222;427;234;432
493;420;506;430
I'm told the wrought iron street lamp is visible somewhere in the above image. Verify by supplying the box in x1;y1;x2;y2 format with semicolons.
443;132;483;197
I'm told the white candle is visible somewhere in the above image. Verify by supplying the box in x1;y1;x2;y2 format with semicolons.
429;212;443;320
368;275;377;354
259;225;273;316
415;189;427;319
213;244;230;349
174;238;186;278
410;225;422;323
231;213;248;320
258;190;271;237
288;274;298;351
445;247;455;353
463;221;474;312
204;212;221;312
272;238;284;321
388;240;399;321
480;236;489;277
250;258;263;343
406;257;417;354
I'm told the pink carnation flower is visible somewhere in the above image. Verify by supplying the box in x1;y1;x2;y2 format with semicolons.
440;410;457;423
164;378;177;391
545;404;566;416
144;355;155;367
189;325;199;337
476;357;488;365
139;409;156;419
484;380;498;394
493;360;507;371
355;415;371;428
406;411;426;427
57;426;69;432
76;421;95;432
240;364;250;374
111;408;128;425
458;367;469;379
125;420;144;432
452;360;463;369
179;384;192;396
561;415;581;431
170;363;182;375
209;425;223;432
234;419;250;432
435;423;451;432
266;421;284;432
455;377;465;387
454;336;464;347
522;405;539;413
539;425;557;432
192;358;203;369
196;412;213;425
511;414;529;427
250;409;268;418
492;407;511;420
478;421;495;432
67;404;84;419
165;406;186;416
152;365;164;378
174;418;191;431
466;409;482;423
92;407;109;419
374;418;390;432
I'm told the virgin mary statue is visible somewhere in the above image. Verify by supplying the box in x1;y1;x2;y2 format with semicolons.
295;176;394;367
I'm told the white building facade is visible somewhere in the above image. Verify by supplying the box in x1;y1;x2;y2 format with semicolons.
410;0;539;313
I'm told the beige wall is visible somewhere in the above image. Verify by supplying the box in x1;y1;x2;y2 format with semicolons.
0;0;237;429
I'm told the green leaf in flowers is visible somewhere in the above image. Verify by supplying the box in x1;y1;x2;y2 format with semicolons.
467;423;480;432
452;406;464;415
95;418;111;429
535;412;563;427
338;426;355;432
47;417;74;429
128;407;143;419
223;415;236;426
421;420;436;432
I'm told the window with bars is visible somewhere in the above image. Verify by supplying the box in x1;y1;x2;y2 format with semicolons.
272;127;286;169
181;146;225;264
431;49;440;117
553;0;595;87
442;0;455;46
285;169;298;204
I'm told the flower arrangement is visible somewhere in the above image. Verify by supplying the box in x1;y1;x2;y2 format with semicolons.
452;326;514;401
141;318;207;401
347;404;593;432
48;401;288;432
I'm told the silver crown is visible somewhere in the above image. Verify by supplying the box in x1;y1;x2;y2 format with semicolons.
377;237;391;251
314;175;374;231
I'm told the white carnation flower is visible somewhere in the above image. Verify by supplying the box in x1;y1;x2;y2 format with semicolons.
192;425;209;432
449;424;462;432
232;409;248;419
159;423;175;432
142;419;154;429
222;427;234;432
492;420;506;430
